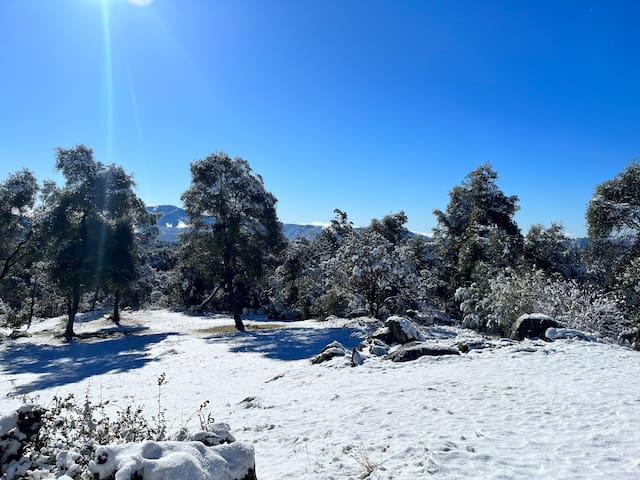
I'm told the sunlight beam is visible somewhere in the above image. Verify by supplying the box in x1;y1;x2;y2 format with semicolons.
101;0;114;163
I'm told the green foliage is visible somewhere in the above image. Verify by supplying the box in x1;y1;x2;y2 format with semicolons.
42;145;150;337
586;161;640;346
456;267;629;338
323;213;417;318
179;152;286;330
587;161;640;241
523;223;585;280
433;164;522;312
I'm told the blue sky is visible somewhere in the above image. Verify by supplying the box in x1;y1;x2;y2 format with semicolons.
1;0;639;236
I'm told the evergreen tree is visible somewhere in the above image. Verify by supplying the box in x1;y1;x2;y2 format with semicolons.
323;213;416;318
0;169;39;284
523;223;585;281
587;161;640;346
432;164;522;313
180;152;285;331
42;145;148;339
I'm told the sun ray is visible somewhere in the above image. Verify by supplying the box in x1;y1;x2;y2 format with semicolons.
100;0;114;163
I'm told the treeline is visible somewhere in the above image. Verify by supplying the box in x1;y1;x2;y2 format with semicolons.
1;146;638;345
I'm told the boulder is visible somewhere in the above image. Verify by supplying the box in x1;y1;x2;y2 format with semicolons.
350;349;364;367
311;341;346;364
385;316;422;344
386;342;460;362
369;339;390;356
545;328;598;342
369;326;393;345
509;313;563;341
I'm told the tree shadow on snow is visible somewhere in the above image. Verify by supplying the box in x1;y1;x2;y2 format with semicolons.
206;327;364;361
1;332;176;394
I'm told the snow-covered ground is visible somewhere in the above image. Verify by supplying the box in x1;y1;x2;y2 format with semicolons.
1;310;640;479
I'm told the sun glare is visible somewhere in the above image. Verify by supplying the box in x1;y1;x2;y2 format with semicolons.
128;0;153;6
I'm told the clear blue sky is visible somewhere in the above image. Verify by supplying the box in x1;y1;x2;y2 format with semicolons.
1;0;639;236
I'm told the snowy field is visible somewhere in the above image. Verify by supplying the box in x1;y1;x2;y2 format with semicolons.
1;310;640;479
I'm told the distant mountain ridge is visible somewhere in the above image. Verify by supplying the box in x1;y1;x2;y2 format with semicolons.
147;205;324;242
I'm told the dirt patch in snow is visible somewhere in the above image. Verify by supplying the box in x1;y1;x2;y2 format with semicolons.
197;323;287;335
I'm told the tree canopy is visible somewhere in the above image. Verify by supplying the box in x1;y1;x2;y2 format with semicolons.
180;152;285;331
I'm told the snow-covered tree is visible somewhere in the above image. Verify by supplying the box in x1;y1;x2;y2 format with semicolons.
586;162;640;346
324;213;417;318
523;223;585;280
267;237;322;319
42;145;148;339
433;164;522;312
180;152;285;331
0;169;39;284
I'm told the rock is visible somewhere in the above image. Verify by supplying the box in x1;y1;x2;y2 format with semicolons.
351;349;364;367
369;338;390;356
385;316;422;344
456;339;489;353
509;313;563;341
386;342;460;362
369;326;393;344
311;341;347;364
545;328;598;342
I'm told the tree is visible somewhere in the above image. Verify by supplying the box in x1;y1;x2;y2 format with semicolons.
587;161;640;285
432;164;522;313
0;169;39;284
42;145;148;339
180;152;285;331
324;213;417;318
587;162;640;346
523;223;585;281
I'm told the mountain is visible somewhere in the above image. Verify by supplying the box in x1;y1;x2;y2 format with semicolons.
147;205;325;242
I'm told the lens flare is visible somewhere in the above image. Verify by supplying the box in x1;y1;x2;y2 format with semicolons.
128;0;154;6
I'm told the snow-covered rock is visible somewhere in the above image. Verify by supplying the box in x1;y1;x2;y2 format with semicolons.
509;313;563;341
385;316;422;344
311;341;347;364
545;328;599;342
386;342;460;362
190;423;236;447
368;338;390;356
350;349;364;367
88;440;256;480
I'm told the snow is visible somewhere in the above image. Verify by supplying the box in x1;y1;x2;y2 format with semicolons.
88;441;254;480
2;310;640;479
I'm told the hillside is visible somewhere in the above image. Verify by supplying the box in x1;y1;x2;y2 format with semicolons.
147;205;324;242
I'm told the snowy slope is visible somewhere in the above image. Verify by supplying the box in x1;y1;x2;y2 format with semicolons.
1;311;639;479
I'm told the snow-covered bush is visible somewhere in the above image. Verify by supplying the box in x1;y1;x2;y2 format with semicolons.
0;389;254;480
323;230;417;318
457;268;630;341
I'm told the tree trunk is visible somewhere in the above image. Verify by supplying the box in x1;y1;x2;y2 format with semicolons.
26;281;37;331
197;281;224;311
65;283;80;341
232;303;245;332
90;287;100;311
225;276;245;332
112;290;121;325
